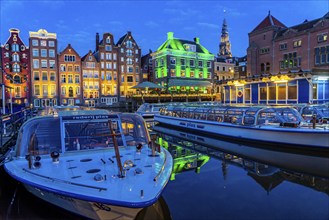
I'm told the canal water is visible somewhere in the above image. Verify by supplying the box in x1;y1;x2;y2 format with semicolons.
0;125;328;220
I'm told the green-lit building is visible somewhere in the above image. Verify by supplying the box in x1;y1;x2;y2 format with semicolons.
152;32;215;94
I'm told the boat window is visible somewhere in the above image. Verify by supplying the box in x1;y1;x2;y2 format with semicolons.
16;117;62;157
64;120;117;151
121;114;149;146
243;116;255;125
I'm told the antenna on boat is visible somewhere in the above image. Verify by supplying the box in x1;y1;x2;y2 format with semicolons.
108;120;124;177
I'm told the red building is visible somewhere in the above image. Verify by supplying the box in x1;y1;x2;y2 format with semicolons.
1;28;30;106
247;11;329;76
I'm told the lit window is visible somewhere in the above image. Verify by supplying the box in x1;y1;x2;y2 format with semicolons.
34;72;40;81
50;72;56;81
42;72;48;81
317;34;328;43
293;40;302;48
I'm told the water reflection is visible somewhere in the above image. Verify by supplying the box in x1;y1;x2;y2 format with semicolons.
153;125;329;195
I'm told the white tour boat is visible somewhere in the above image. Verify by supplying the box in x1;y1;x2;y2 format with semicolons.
136;103;167;119
154;104;329;149
4;108;173;220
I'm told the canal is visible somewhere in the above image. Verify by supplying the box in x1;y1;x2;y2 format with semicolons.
0;121;328;219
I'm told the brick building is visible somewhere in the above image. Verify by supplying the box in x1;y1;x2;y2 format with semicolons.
1;28;30;106
223;12;329;104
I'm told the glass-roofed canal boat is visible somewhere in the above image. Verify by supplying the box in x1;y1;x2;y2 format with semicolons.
4;108;173;220
154;104;329;150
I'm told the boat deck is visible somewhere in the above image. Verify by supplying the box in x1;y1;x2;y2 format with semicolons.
5;146;172;208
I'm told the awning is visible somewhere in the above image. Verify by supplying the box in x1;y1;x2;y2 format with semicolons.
131;81;165;89
168;79;212;87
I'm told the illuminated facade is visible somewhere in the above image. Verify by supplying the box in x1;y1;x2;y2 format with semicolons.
1;28;30;106
94;33;119;105
81;50;101;107
152;32;214;94
214;58;235;101
58;44;82;106
29;29;58;107
116;31;141;98
222;12;329;104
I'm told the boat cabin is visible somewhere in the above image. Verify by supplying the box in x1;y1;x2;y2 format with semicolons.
159;104;304;127
15;109;149;158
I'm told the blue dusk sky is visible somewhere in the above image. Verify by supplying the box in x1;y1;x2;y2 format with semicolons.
1;0;328;58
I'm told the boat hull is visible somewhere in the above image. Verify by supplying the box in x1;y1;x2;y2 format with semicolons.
154;115;329;150
25;184;142;220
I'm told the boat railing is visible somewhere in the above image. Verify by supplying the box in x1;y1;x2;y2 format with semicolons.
153;147;167;182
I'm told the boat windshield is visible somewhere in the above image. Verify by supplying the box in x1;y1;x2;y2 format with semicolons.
15;113;149;158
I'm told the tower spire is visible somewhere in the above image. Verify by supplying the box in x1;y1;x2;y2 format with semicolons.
218;17;232;59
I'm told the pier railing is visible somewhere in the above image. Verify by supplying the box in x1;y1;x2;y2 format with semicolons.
0;108;34;165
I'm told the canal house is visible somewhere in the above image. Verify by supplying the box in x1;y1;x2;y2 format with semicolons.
152;32;214;95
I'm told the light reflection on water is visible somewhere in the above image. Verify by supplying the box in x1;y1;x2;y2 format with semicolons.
1;123;328;220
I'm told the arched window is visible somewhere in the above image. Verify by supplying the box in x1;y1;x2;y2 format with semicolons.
11;43;19;52
12;54;20;62
13;75;21;84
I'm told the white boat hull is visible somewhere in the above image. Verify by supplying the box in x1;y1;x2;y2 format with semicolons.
154;115;329;149
25;184;142;220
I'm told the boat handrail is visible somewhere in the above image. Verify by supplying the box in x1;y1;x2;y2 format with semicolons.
153;150;167;182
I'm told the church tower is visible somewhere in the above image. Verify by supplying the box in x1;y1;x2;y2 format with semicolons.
218;19;232;59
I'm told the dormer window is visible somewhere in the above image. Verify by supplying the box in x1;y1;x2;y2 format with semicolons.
184;44;196;52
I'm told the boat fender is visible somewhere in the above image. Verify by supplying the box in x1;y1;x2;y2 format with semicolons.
50;151;60;163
